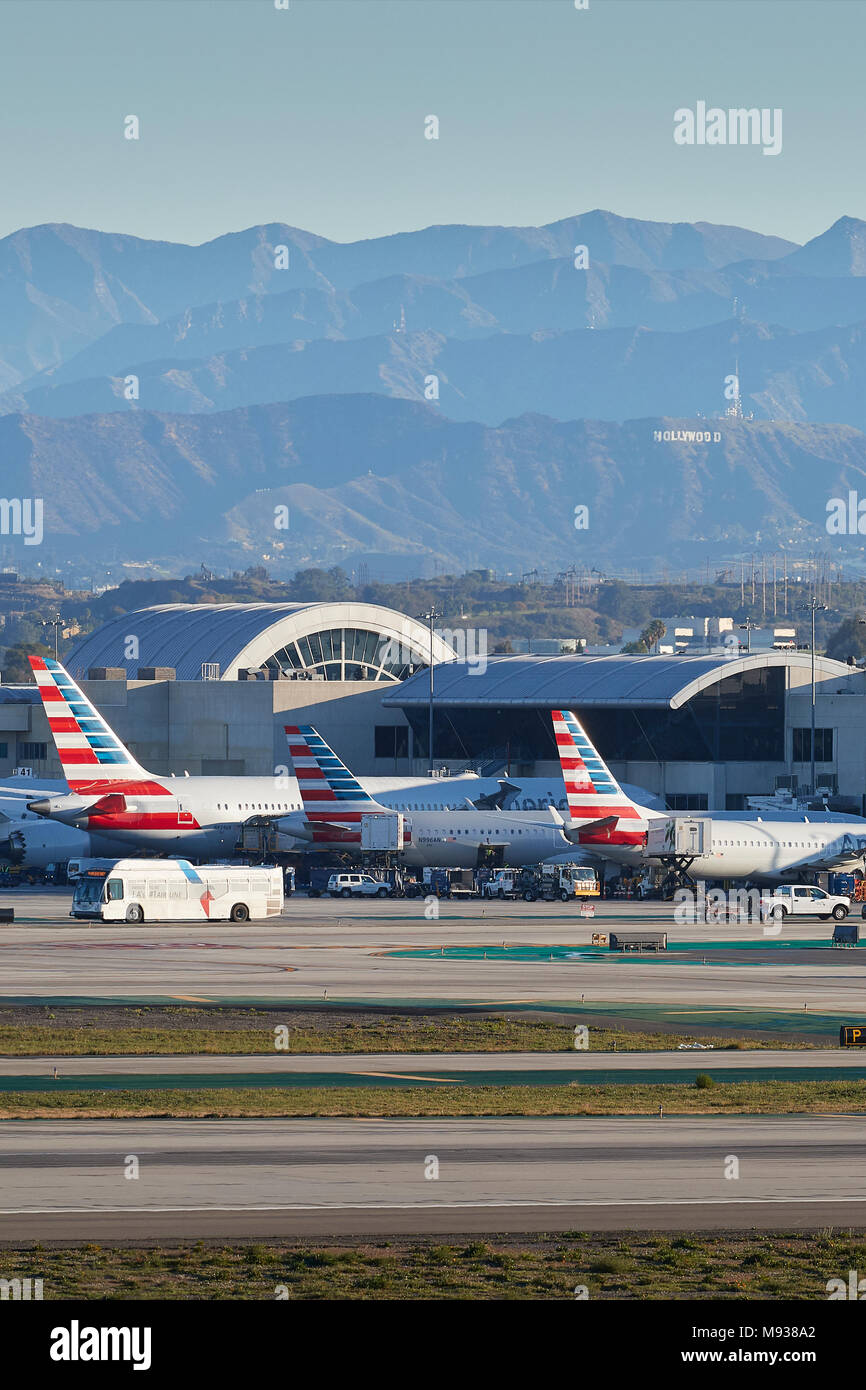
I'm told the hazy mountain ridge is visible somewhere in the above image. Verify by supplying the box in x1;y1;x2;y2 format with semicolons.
14;315;866;432
4;395;866;571
5;211;866;574
0;211;797;391
17;253;866;407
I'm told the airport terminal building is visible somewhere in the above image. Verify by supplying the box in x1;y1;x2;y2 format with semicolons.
1;603;865;813
385;652;866;812
0;602;453;781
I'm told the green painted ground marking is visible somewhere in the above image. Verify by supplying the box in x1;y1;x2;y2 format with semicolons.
387;940;840;961
3;1064;866;1092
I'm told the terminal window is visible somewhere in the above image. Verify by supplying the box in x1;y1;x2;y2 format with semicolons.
375;726;409;759
793;728;833;762
0;743;7;758
18;742;47;760
666;794;709;810
406;667;786;765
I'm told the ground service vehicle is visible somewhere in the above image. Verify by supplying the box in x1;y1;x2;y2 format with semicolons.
306;867;337;897
327;872;393;898
71;860;284;922
482;869;520;899
420;867;477;899
518;863;601;902
763;884;850;921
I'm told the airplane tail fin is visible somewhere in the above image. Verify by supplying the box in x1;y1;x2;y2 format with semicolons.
284;725;388;817
29;657;152;791
551;709;640;820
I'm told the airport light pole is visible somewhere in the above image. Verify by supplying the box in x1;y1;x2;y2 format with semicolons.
417;606;441;774
41;614;62;662
800;599;827;796
738;618;758;653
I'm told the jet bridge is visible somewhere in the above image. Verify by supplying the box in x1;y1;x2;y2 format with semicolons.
643;816;712;894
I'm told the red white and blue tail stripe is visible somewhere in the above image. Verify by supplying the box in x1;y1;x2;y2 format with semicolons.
29;656;165;795
285;725;384;810
285;725;388;844
552;708;640;822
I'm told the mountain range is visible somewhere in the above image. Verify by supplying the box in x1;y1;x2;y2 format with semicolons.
11;316;866;432
0;210;795;390
3;208;866;571
2;394;865;573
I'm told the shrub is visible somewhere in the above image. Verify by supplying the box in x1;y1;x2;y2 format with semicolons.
590;1255;629;1274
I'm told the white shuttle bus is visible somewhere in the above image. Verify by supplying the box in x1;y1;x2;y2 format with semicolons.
71;859;284;923
66;857;120;882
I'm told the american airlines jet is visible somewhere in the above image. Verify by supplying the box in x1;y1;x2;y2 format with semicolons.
284;725;572;867
553;707;663;856
28;657;857;881
551;708;866;883
25;656;328;856
23;657;580;865
23;656;583;861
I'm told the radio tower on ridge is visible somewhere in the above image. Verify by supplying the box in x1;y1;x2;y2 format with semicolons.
726;356;744;419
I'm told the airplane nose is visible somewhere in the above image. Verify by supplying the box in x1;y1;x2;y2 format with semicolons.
26;799;52;816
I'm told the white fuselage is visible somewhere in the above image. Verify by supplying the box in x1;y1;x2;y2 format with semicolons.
659;818;866;883
34;766;865;882
379;808;570;868
33;773;574;867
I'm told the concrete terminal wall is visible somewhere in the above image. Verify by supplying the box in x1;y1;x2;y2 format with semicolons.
0;678;410;780
1;659;865;809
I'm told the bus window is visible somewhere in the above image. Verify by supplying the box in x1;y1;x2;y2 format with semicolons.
106;878;123;901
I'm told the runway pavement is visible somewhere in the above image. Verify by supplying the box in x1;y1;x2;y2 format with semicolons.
2;888;857;940
0;1115;863;1239
2;1048;865;1091
0;895;864;1023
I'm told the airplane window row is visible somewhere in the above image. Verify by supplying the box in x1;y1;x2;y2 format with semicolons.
448;828;527;835
716;839;827;849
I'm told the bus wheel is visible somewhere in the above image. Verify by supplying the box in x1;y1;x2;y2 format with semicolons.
230;903;250;923
125;904;144;924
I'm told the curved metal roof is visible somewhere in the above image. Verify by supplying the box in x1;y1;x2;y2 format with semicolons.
385;651;857;710
68;603;455;682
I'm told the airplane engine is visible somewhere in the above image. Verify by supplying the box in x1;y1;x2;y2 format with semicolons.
0;819;93;868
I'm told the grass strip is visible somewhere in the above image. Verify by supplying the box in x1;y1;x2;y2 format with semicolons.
0;1078;864;1118
3;1231;865;1299
0;1019;822;1057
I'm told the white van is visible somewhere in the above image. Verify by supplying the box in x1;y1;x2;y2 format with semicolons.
327;872;393;898
71;859;284;923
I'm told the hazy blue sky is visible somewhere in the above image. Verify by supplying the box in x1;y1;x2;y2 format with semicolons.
0;0;861;247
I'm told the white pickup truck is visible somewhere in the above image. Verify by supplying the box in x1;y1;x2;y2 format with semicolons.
481;870;520;899
763;884;850;921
